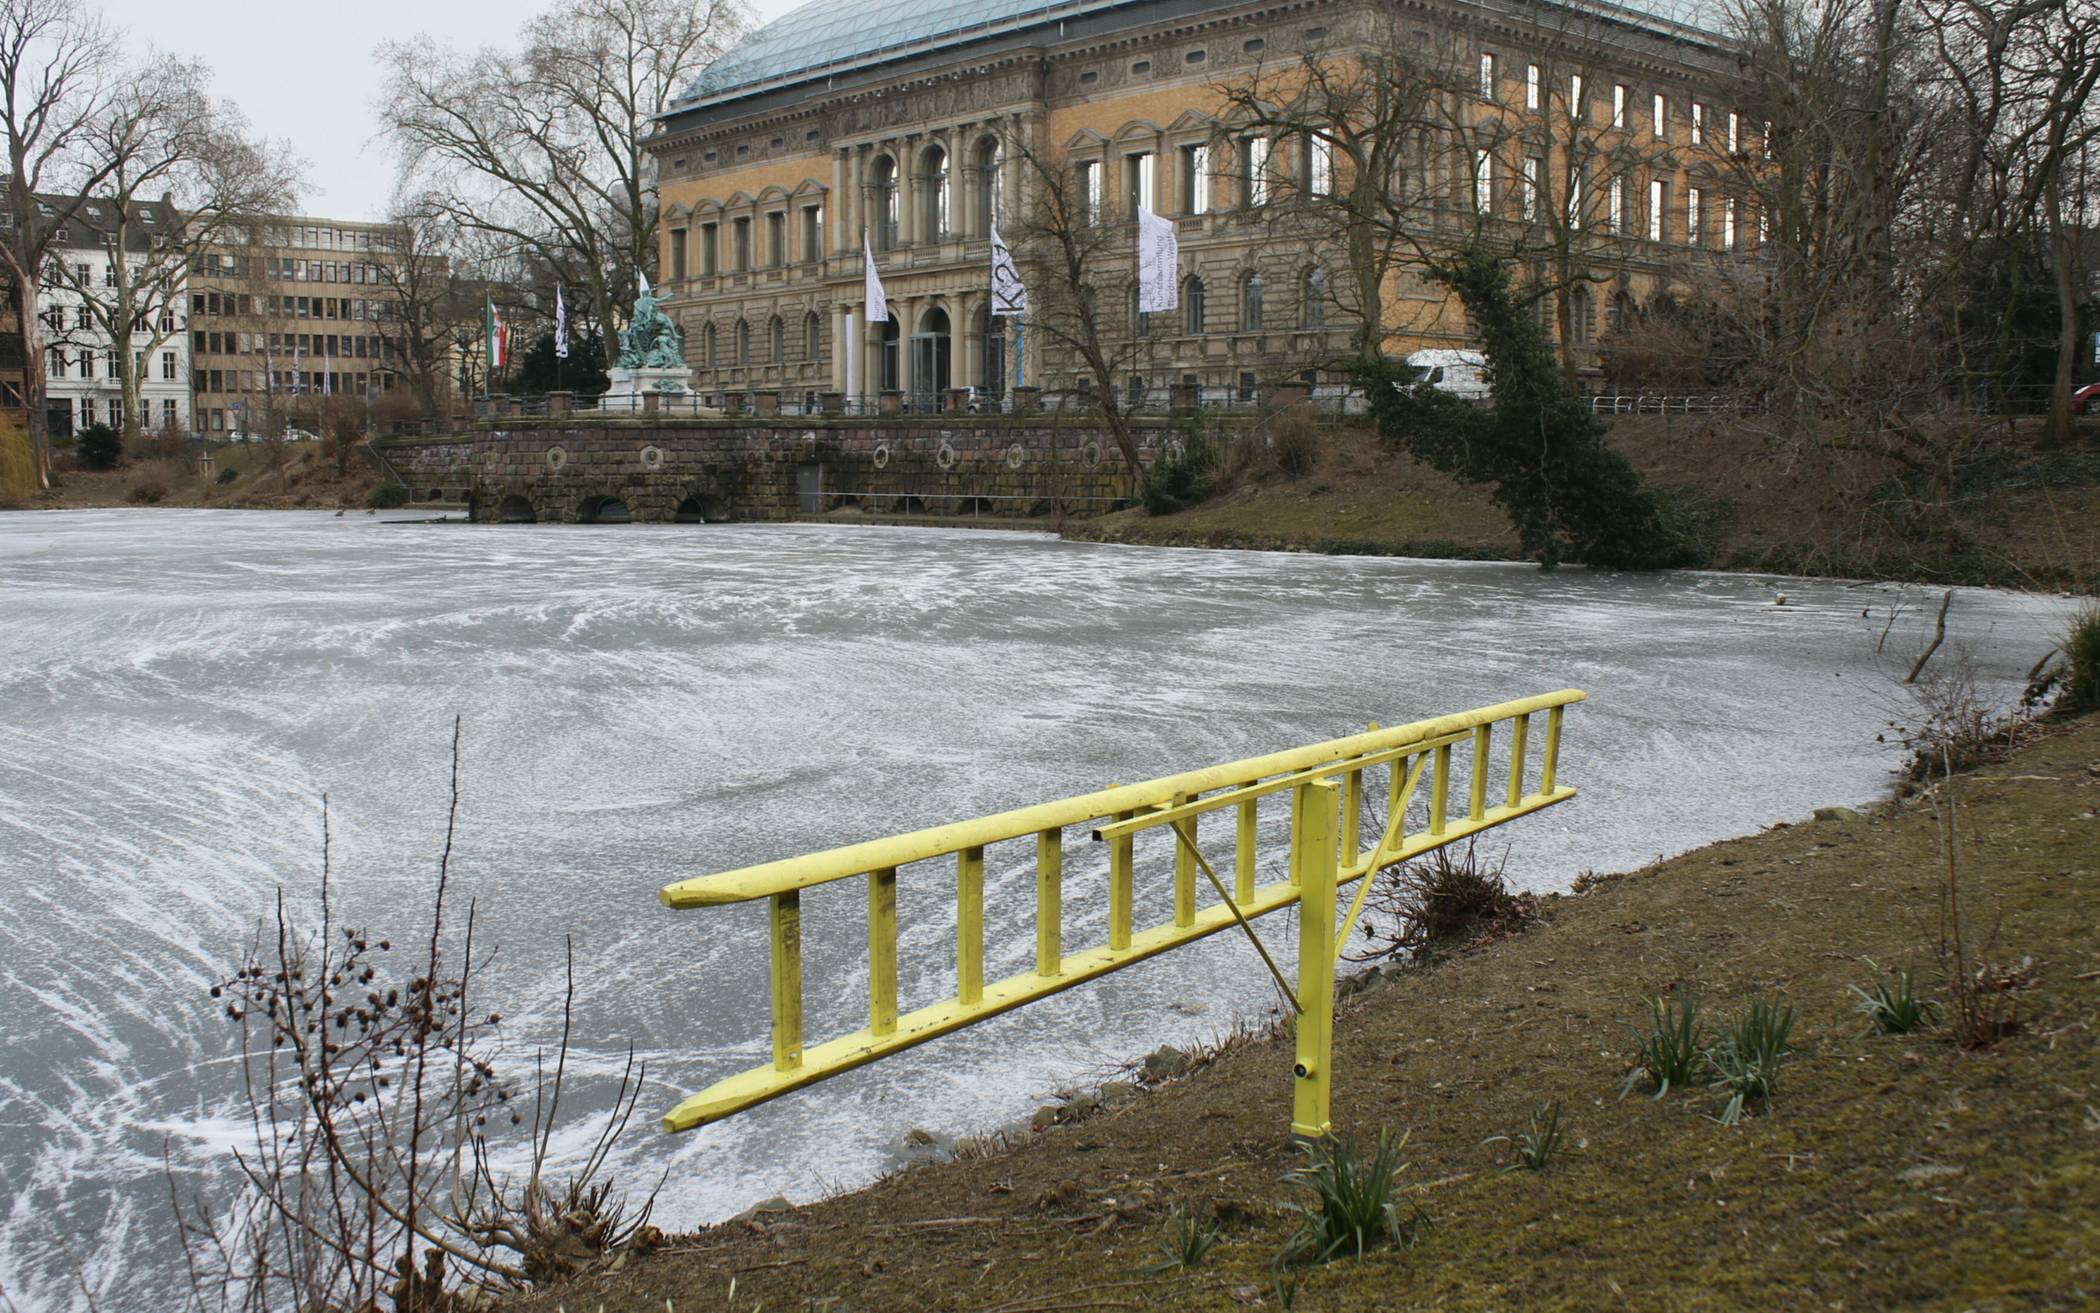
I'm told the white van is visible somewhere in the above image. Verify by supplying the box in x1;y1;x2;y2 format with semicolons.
1395;349;1492;401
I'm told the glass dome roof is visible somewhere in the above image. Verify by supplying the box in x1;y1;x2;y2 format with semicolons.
676;0;1730;107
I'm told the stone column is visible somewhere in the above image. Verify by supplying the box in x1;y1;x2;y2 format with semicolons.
898;136;919;247
957;291;982;394
864;310;885;402
832;150;851;257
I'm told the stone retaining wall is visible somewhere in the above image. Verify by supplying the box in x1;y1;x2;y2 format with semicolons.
373;418;1196;524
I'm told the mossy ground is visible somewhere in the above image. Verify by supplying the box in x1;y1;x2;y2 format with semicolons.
1075;416;2100;593
514;717;2100;1313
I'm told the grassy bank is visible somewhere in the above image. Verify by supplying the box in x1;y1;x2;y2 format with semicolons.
1072;417;2100;593
514;713;2100;1313
7;440;384;512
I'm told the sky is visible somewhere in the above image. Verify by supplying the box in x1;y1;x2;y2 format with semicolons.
96;0;801;223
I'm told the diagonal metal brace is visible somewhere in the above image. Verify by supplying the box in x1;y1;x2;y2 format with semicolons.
1167;819;1303;1015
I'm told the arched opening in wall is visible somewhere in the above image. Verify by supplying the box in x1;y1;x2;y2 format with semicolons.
974;135;1004;235
675;493;725;523
897;494;927;515
425;487;445;502
1567;284;1595;346
910;305;951;406
497;495;536;523
829;494;862;513
870;155;899;250
580;496;633;524
922;143;950;239
957;495;994;517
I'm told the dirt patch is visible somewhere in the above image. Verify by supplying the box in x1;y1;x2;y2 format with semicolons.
18;442;384;512
511;716;2100;1313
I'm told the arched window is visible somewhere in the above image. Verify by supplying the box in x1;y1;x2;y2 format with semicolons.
871;156;898;250
1240;271;1264;332
805;311;821;360
1184;276;1206;335
1606;289;1637;334
1301;267;1328;328
703;322;717;367
736;319;750;365
923;145;949;241
769;315;785;361
1567;285;1594;345
975;137;1004;233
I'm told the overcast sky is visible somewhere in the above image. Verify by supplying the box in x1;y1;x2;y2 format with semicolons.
96;0;798;222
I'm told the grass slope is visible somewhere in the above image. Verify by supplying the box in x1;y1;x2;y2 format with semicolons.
515;716;2100;1313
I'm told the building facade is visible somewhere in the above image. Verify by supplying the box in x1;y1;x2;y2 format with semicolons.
32;194;191;437
650;0;1752;409
187;216;415;438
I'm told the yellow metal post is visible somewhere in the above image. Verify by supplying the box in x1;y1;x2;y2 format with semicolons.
1429;743;1451;836
958;846;984;1006
1469;725;1491;821
1506;713;1530;809
868;867;898;1036
770;891;803;1071
1109;810;1133;950
1291;778;1339;1139
1341;768;1362;872
1235;798;1257;903
1542;705;1564;795
1035;829;1062;976
1388;752;1410;847
1172;792;1196;927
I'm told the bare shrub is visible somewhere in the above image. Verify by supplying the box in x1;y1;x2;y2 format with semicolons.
1349;841;1536;961
1928;751;2027;1051
126;476;170;504
176;723;661;1311
1269;410;1322;480
1887;649;2044;786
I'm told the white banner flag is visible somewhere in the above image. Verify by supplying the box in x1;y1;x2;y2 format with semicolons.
1136;207;1178;312
864;233;889;325
988;223;1027;317
554;286;569;359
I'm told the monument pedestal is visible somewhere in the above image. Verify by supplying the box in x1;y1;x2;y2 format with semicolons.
606;365;694;406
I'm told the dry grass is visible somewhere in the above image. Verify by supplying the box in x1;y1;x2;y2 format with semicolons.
502;718;2100;1313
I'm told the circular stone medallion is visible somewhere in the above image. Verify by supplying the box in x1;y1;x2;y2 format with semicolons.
936;442;958;471
546;446;568;472
872;442;891;470
640;445;666;470
1005;442;1026;470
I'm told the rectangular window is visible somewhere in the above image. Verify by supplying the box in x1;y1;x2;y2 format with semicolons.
1569;171;1584;230
1306;134;1334;197
1570;74;1584;120
1244;136;1270;205
701;222;718;275
733;217;751;271
1608;175;1625;233
1691;102;1704;146
800;205;820;261
1648;178;1667;241
161;350;175;380
80;349;93;378
1076;160;1100;224
1181;143;1211;214
766;211;786;266
1762;120;1774;159
1474;148;1494;215
1727;111;1740;154
1723;196;1738;249
1125;151;1154;216
670;228;688;280
1652;93;1667;138
1479;52;1497;101
1526;64;1541;110
1521;156;1541;220
1686;186;1702;244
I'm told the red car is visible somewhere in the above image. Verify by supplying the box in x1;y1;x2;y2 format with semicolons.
2073;382;2100;415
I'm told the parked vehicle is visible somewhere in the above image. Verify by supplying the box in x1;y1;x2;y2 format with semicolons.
2071;382;2100;415
282;427;320;443
1394;348;1492;401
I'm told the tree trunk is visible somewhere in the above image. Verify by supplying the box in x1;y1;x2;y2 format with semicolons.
2046;177;2078;447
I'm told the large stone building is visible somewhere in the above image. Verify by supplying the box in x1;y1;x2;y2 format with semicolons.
650;0;1749;410
187;216;419;438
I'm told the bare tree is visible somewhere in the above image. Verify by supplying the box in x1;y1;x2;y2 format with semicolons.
376;0;743;344
0;0;121;485
45;55;300;445
369;197;475;416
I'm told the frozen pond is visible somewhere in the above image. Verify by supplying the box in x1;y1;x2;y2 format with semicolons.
0;510;2077;1311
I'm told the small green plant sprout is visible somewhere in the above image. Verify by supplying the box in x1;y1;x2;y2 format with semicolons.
1485;1100;1566;1171
1708;998;1798;1125
1620;992;1708;1100
1282;1129;1431;1264
1850;961;1940;1035
1145;1203;1222;1272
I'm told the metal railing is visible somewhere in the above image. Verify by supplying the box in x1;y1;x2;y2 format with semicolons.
1587;393;1741;415
656;690;1584;1139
